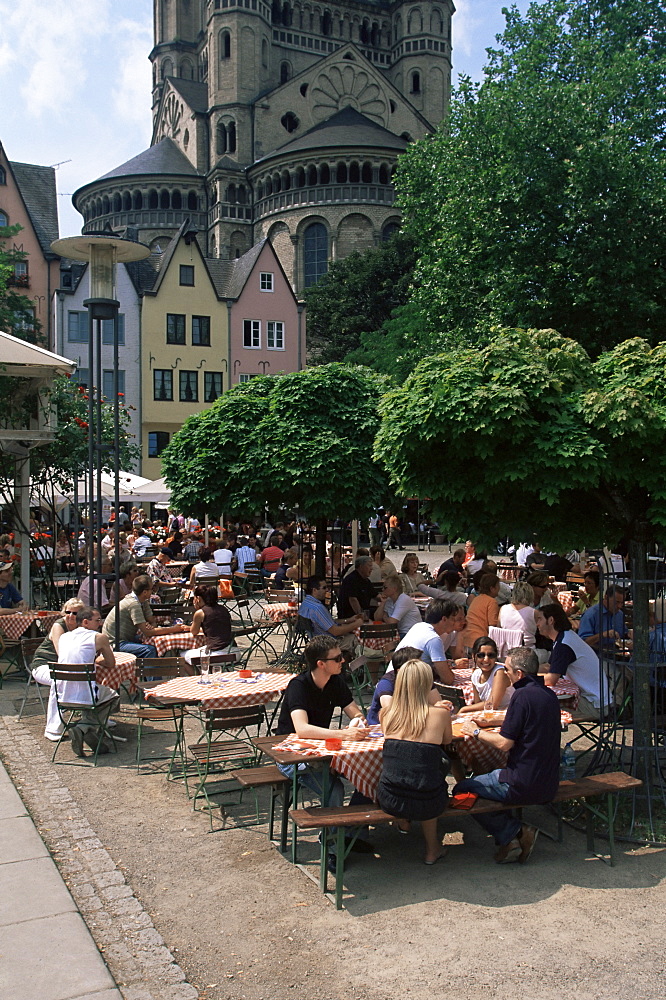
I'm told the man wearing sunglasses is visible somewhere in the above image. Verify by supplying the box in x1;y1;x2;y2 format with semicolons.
275;634;372;869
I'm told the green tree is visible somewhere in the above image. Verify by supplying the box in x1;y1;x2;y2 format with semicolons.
395;0;666;357
0;224;40;343
305;232;417;366
162;364;390;571
375;327;666;793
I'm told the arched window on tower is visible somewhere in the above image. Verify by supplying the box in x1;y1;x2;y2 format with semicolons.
172;190;182;209
133;190;143;210
162;58;173;80
226;184;236;204
148;189;158;210
303;223;328;287
113;193;122;212
320;163;330;184
337;162;347;183
102;195;110;214
370;22;379;47
220;30;231;59
349;161;360;183
237;185;247;204
160;190;170;209
378;164;389;184
411;71;421;94
296;167;306;188
360;19;369;44
282;3;292;27
227;121;236;153
280;61;291;84
122;191;131;211
216;121;227;155
262;38;268;68
187;191;198;211
361;162;372;183
322;10;332;36
271;0;281;24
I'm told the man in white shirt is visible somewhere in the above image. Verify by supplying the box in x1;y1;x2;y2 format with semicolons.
57;606;119;757
394;599;466;683
535;603;612;717
213;541;233;575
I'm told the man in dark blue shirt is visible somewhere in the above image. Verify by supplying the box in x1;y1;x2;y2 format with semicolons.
0;562;26;614
454;646;561;865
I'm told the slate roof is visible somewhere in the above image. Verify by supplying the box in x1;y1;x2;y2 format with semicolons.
257;106;409;163
9;161;59;255
167;77;208;113
95;138;201;183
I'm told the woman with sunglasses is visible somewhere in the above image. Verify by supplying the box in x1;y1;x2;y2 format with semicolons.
30;598;84;742
457;636;513;713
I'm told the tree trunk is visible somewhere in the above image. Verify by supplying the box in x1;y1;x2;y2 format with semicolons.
629;528;652;797
314;516;327;577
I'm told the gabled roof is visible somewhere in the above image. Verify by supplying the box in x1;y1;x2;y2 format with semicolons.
255;106;409;165
9;161;59;255
225;240;266;299
167;77;208;114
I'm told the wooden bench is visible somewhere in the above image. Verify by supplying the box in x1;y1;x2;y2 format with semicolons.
290;771;642;909
234;764;290;844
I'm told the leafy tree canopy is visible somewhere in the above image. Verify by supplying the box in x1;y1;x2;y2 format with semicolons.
305;231;417;367
162;364;390;521
395;0;666;357
0;224;41;343
374;329;666;551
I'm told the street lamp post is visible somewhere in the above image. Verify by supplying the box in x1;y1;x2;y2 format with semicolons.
50;235;149;643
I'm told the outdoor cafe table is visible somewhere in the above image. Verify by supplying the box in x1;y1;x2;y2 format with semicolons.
98;650;137;692
0;610;61;641
152;632;203;657
163;562;189;581
144;670;292;711
262;603;297;624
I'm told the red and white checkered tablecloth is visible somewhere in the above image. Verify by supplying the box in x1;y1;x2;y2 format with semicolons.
263;603;297;623
451;666;475;704
0;611;61;641
354;627;398;652
273;732;385;800
97;651;137;692
558;590;576;613
145;671;291;710
152;632;203;657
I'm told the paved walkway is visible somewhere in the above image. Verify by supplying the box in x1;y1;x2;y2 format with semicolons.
0;758;122;1000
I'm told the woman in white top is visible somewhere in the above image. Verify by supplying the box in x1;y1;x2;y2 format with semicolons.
188;548;219;586
499;581;537;647
458;636;513;712
376;575;423;638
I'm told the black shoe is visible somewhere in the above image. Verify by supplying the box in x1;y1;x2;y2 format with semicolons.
70;727;86;758
346;838;374;854
327;853;338;875
83;731;111;755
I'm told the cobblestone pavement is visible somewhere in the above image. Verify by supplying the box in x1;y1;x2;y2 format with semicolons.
0;708;198;1000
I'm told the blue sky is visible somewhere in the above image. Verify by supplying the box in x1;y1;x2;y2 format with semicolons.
0;0;529;238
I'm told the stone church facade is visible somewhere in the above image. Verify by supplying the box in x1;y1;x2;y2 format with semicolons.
73;0;453;291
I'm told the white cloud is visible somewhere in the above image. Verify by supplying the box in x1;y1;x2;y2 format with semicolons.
0;0;111;116
112;17;154;136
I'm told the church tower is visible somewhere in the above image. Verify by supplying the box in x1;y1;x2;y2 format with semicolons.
75;0;454;290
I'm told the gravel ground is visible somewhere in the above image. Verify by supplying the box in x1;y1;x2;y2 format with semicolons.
1;547;665;1000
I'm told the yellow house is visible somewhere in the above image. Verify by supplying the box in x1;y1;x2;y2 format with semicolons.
141;224;229;479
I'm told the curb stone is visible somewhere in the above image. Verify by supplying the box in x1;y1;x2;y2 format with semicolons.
0;712;199;1000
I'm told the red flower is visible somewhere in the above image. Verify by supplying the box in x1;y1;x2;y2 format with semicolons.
118;392;124;397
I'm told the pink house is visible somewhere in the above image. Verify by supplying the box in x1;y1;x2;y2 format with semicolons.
226;240;304;386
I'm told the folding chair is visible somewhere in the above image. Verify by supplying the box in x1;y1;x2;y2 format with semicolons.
355;623;400;701
131;657;191;786
17;636;48;720
488;626;524;658
188;705;265;829
48;662;118;766
433;681;467;711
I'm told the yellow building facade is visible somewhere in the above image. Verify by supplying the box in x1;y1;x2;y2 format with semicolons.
141;232;229;479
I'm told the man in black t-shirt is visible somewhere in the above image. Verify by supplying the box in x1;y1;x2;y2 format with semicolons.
336;555;377;618
276;634;371;866
455;646;561;865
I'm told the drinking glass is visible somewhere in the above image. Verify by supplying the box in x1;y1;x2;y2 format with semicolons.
483;698;494;721
211;658;223;684
200;646;211;683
